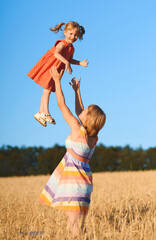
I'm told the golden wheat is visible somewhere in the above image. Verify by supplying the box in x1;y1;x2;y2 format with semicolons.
0;171;156;240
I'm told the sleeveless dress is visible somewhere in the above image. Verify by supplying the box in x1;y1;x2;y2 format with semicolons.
38;126;97;214
27;39;74;92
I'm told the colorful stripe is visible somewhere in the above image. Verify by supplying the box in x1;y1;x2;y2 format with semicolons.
67;148;89;163
39;127;96;213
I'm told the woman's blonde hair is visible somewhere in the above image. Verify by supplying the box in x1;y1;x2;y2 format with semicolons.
85;105;106;137
50;21;85;40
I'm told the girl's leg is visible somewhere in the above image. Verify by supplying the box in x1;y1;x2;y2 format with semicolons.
39;94;44;113
34;92;47;126
66;211;86;237
39;88;51;114
39;88;56;124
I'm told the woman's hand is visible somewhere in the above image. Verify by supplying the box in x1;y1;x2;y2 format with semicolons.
80;59;88;67
49;66;64;82
65;62;73;74
69;77;81;92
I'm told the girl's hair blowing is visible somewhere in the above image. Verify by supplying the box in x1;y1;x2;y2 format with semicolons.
50;21;85;40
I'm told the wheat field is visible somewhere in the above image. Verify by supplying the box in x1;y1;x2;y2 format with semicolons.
0;171;156;240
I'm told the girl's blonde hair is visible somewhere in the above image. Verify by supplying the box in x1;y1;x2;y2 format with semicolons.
86;105;106;137
50;21;85;40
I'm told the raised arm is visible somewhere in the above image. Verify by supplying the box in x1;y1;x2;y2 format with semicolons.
69;77;84;117
49;67;80;132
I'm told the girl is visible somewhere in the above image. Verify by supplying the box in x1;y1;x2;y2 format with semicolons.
27;21;88;126
39;67;106;237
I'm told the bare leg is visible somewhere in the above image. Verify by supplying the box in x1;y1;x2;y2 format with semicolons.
34;88;54;126
38;88;56;124
39;88;51;114
39;94;44;113
66;211;86;237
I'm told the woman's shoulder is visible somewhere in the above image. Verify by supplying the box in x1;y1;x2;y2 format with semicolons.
80;126;98;148
69;125;98;149
87;135;98;150
70;124;85;140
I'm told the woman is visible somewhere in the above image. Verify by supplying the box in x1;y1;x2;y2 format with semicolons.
39;67;106;236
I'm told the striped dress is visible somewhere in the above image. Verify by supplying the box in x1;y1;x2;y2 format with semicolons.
38;126;97;213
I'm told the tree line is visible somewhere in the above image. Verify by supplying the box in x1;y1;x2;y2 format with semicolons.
0;144;156;177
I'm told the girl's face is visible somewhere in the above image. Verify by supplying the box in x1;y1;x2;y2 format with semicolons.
64;28;79;44
79;108;88;126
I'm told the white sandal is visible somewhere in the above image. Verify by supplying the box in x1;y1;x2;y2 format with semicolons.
34;112;47;127
40;113;56;125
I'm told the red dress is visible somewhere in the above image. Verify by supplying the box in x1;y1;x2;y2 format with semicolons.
27;39;74;92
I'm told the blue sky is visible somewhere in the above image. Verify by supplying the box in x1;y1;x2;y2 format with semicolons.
1;0;156;149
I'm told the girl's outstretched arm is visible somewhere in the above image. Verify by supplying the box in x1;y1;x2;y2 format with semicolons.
49;67;80;133
70;59;88;67
69;78;84;117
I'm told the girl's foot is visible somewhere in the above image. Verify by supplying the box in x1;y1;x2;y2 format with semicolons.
34;112;47;127
40;113;56;124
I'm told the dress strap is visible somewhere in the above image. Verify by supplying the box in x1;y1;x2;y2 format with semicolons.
80;125;86;137
80;125;98;149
